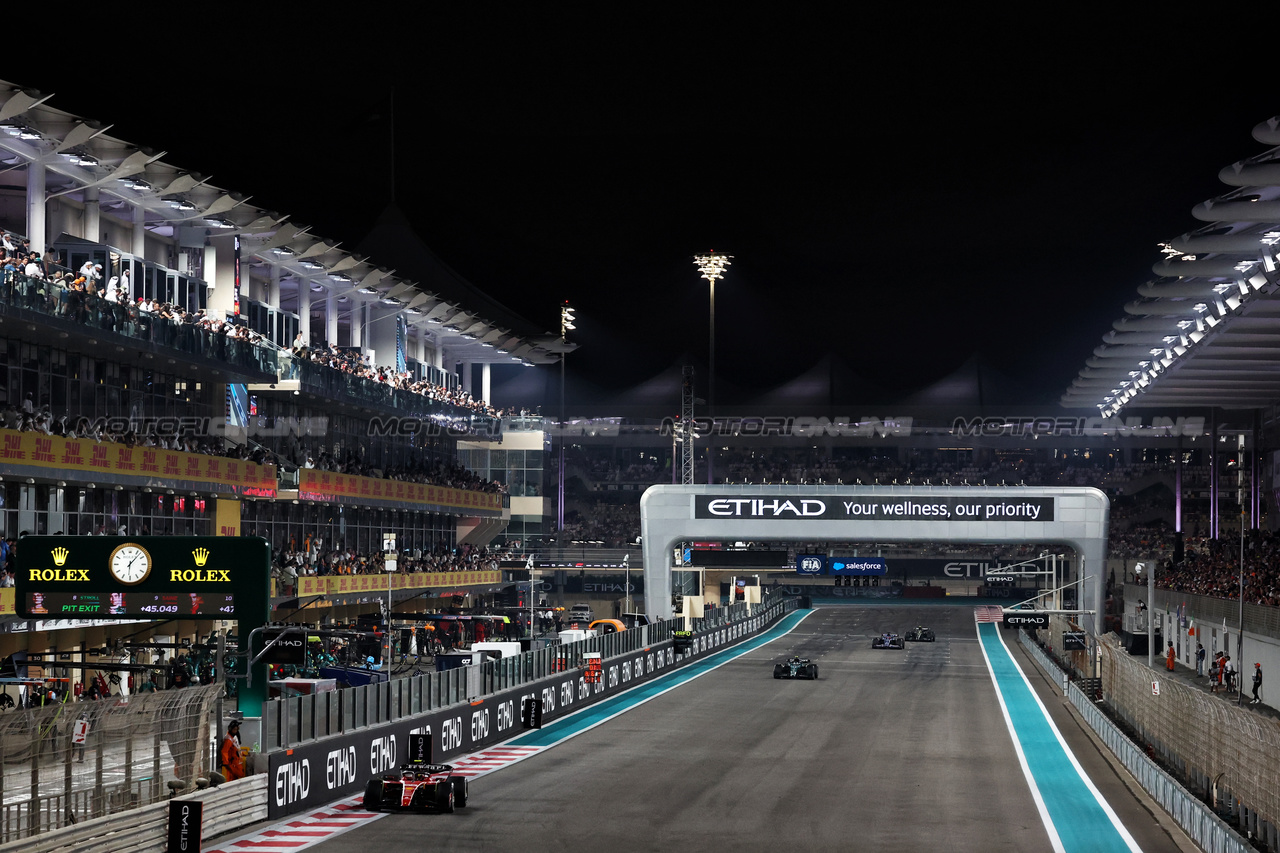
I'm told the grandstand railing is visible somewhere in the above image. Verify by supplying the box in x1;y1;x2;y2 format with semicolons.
1133;585;1280;639
260;595;791;753
529;546;643;565
0;273;279;378
282;355;502;438
0;273;501;436
0;683;223;843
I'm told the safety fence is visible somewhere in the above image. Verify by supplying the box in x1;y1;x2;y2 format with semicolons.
0;774;267;853
261;603;752;752
1097;637;1280;851
1130;584;1280;639
0;683;223;844
1017;629;1256;853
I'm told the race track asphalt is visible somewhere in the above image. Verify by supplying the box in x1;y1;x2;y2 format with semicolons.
307;605;1199;853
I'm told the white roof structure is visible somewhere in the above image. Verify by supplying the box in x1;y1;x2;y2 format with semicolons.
1063;116;1280;414
0;81;567;366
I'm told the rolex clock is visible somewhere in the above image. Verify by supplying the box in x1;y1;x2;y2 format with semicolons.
109;543;152;585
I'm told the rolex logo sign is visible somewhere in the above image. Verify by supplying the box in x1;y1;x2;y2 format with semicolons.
193;548;210;567
51;547;69;567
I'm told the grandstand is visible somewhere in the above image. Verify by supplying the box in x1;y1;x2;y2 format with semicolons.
0;83;563;714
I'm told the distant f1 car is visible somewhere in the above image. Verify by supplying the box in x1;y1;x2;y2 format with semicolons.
904;626;936;642
773;656;819;679
872;632;904;650
363;762;469;813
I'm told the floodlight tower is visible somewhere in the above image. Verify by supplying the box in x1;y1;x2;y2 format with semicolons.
680;364;695;485
558;301;575;533
693;252;732;485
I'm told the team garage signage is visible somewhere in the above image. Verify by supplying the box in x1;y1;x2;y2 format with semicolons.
265;611;781;817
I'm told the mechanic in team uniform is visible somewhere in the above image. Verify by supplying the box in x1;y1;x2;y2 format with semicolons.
221;720;246;780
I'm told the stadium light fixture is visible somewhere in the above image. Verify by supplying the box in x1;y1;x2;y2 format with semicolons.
694;252;733;485
557;301;576;533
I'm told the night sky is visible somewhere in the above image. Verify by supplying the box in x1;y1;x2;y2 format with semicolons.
17;13;1280;414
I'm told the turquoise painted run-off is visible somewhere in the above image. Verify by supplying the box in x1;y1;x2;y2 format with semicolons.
978;621;1139;853
509;609;814;748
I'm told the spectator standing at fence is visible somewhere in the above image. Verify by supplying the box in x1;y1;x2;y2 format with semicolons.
220;720;245;780
1209;653;1221;692
1225;655;1237;693
1165;640;1175;671
1251;663;1263;704
1196;643;1205;677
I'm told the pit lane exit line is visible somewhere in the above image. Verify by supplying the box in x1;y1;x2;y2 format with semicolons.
977;621;1142;853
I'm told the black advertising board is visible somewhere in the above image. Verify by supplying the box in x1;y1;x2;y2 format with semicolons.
266;610;779;817
407;732;431;764
1063;631;1087;651
1003;611;1050;629
261;630;308;666
167;799;202;853
694;494;1055;523
687;549;790;568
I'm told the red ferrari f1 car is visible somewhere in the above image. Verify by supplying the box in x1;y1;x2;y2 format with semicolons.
362;762;469;813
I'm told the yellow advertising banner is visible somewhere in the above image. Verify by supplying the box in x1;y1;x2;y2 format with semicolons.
0;588;13;616
296;469;502;512
0;429;277;496
215;499;242;537
271;570;502;598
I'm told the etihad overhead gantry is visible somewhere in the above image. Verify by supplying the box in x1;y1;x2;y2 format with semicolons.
639;485;1108;631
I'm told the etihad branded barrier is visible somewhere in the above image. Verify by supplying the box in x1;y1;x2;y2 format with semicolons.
265;604;792;817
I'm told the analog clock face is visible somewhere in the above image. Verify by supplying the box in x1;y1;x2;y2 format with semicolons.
109;544;152;585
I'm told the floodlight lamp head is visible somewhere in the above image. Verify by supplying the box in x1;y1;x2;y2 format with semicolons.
693;252;733;282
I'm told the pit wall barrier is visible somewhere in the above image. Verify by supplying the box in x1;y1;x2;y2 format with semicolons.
0;775;267;853
264;595;799;817
1016;630;1251;853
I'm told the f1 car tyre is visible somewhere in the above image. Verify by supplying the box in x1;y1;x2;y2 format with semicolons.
808;665;818;679
451;776;468;808
362;780;382;811
437;782;455;813
773;664;784;679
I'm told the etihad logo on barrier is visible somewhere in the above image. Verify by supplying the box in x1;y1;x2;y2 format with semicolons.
192;548;210;567
51;547;69;567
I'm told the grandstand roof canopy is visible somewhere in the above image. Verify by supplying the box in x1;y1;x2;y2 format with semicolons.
1062;118;1280;414
0;81;568;366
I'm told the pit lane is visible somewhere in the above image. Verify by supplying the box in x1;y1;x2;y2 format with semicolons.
304;605;1197;853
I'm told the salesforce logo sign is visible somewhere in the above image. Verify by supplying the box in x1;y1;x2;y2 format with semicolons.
830;558;887;576
796;555;826;575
